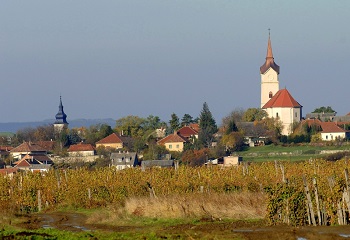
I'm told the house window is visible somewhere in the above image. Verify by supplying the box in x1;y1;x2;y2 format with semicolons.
269;91;273;98
326;135;328;140
176;144;179;148
276;112;279;118
169;144;172;149
295;112;297;118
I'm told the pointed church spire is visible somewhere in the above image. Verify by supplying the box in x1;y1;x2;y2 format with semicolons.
266;33;273;59
55;95;68;124
260;31;280;74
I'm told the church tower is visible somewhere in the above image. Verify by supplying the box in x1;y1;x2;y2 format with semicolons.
260;33;280;108
54;96;68;133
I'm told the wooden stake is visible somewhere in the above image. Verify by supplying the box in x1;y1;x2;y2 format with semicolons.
305;200;311;225
275;160;278;176
37;190;42;212
345;169;349;191
313;178;322;225
88;188;91;200
337;201;344;225
280;164;285;183
343;189;350;212
303;175;316;226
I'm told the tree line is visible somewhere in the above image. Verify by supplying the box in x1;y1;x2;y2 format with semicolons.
0;104;337;167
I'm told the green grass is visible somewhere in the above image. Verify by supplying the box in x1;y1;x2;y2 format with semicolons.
0;216;255;240
238;143;350;162
0;228;160;240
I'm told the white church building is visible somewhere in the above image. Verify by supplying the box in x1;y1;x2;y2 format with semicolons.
260;35;302;135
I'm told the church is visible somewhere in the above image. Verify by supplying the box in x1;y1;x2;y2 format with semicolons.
260;35;302;136
54;96;69;133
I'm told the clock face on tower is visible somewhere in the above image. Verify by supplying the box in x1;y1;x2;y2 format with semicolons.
268;74;274;81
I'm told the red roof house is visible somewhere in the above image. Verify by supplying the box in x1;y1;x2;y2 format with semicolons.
10;142;47;159
177;126;199;140
320;122;350;141
68;143;95;156
157;132;188;152
96;133;131;150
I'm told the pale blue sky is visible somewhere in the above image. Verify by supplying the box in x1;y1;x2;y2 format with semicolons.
1;1;349;123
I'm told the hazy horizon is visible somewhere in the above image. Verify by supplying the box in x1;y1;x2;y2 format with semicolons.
1;1;350;124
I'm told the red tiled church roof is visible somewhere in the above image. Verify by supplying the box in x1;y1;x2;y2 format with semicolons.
262;89;302;109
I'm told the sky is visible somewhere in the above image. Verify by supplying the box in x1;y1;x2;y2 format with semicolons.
1;1;350;124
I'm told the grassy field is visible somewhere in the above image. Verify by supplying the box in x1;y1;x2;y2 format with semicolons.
238;143;350;162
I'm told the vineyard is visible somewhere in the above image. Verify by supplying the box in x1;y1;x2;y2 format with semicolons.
1;159;350;226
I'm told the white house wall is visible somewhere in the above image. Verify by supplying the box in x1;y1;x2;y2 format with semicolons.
321;132;346;141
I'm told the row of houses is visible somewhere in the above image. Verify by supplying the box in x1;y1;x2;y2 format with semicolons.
0;124;199;177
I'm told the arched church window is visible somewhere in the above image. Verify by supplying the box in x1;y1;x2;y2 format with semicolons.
269;91;273;98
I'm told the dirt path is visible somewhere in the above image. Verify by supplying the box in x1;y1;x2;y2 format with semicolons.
15;212;350;239
18;212;90;232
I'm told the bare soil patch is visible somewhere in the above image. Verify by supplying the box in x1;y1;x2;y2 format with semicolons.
13;212;350;239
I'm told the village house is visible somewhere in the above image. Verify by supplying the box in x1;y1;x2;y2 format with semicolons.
10;142;47;160
141;160;175;170
13;154;52;173
110;152;138;170
35;140;56;153
67;143;95;157
177;125;199;141
157;132;188;152
96;133;130;150
319;122;350;141
154;127;166;139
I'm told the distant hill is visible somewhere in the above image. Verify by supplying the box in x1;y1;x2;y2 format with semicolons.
0;118;116;133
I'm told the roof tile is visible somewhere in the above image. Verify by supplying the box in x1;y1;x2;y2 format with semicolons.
321;122;347;133
96;133;124;144
68;143;95;152
10;142;47;153
157;133;187;145
262;89;302;109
